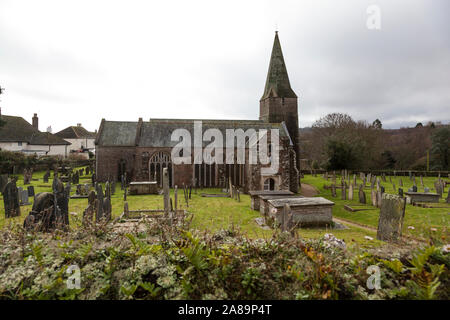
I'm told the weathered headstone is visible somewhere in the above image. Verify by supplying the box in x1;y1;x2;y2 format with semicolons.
371;189;377;207
341;182;346;200
0;174;9;193
412;185;418;193
3;181;21;218
27;185;35;197
377;194;406;242
376;190;382;208
446;188;450;204
398;188;403;197
348;183;353;201
331;184;337;197
96;184;104;221
163;168;170;216
358;185;366;204
399;178;403;187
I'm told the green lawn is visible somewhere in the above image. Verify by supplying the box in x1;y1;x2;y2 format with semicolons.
3;169;448;248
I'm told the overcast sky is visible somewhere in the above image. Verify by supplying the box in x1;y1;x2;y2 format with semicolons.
1;0;449;132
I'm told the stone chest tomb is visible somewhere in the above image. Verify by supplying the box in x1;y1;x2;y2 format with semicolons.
258;194;303;217
404;192;440;204
267;197;334;227
129;181;158;195
249;190;294;211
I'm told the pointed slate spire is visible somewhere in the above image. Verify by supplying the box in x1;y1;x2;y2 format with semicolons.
261;32;297;100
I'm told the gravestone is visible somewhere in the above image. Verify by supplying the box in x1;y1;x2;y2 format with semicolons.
3;181;21;218
446;189;450;204
398;188;404;197
21;190;30;205
358;185;366;204
331;184;337;197
86;166;90;175
27;186;35;197
96;184;104;221
392;183;396;192
91;173;96;185
348;183;353;201
103;185;112;222
376;190;382;208
280;204;294;234
353;174;357;187
399;178;403;187
76;184;82;195
420;176;424;187
43;171;50;183
23;168;33;185
371;189;377;207
412;185;418;193
53;178;69;227
163;168;170;217
111;181;116;195
0;174;9;193
83;191;97;225
377;194;406;242
341;182;346;200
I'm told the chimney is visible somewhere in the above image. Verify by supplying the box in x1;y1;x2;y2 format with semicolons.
32;113;39;130
77;123;82;127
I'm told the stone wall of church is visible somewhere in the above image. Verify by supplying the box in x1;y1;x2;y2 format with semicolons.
95;146;136;182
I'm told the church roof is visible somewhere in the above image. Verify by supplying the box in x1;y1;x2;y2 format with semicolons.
96;118;290;148
55;125;96;139
261;32;297;100
0;115;70;145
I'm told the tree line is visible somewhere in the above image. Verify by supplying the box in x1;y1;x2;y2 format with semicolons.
299;113;450;171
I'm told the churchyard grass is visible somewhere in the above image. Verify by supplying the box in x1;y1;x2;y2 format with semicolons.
0;169;385;247
301;174;449;240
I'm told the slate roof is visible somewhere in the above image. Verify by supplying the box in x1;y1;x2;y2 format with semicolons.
0;115;70;145
96;118;291;148
261;32;297;100
55;126;96;139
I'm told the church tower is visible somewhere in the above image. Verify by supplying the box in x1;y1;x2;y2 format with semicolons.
260;32;300;174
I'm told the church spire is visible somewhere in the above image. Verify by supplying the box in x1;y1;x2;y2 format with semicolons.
261;32;297;100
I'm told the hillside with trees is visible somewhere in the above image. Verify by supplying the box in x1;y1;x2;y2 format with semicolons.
300;113;450;171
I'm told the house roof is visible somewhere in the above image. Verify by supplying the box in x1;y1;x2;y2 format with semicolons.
55;125;96;139
96;118;290;148
261;32;297;100
0;115;70;145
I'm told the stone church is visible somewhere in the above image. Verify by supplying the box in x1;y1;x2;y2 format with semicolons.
95;32;300;193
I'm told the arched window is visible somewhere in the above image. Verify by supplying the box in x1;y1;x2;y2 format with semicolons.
263;178;275;191
149;151;172;187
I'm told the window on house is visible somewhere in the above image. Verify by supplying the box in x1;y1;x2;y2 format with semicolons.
18;142;22;146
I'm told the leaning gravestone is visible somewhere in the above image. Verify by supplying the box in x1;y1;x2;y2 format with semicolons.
358;185;366;204
3;180;21;218
377;194;406;242
43;171;50;183
331;184;337;198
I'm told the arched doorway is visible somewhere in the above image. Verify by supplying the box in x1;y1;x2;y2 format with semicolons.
263;178;275;191
149;151;172;187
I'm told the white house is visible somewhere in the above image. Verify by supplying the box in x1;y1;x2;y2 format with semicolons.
0;112;71;157
55;123;96;159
